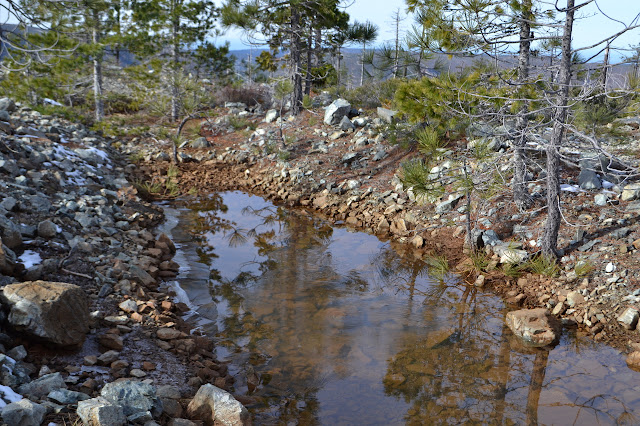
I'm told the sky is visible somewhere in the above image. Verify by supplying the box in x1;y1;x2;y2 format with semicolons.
220;0;640;60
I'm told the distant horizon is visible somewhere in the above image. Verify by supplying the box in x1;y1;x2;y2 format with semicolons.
216;0;640;62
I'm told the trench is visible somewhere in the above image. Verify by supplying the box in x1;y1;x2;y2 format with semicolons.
162;191;640;425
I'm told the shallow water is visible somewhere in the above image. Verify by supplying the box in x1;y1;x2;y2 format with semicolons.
166;191;640;425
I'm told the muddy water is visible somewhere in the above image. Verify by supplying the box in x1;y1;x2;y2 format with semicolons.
166;191;640;425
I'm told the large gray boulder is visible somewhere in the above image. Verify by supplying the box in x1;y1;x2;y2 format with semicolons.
0;98;16;113
186;384;249;426
621;183;640;201
505;308;560;347
0;238;16;275
1;399;46;426
264;109;279;123
578;169;602;190
0;215;22;249
376;107;398;124
339;116;355;131
324;99;351;126
18;372;66;399
1;281;90;346
77;397;127;426
190;137;210;148
100;380;162;418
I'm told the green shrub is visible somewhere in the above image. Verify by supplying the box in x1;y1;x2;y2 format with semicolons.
103;92;142;114
337;78;405;109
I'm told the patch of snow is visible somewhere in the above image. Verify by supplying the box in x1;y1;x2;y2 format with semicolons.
60;136;69;144
0;385;22;408
86;147;110;163
52;144;79;160
44;98;63;107
19;250;42;269
560;184;584;193
602;180;615;189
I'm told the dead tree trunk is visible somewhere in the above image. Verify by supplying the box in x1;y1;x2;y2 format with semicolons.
290;5;303;115
92;9;104;122
170;13;180;122
542;0;576;258
513;0;533;210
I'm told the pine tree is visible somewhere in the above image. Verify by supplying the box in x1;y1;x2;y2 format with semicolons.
129;0;218;121
346;20;379;86
222;0;349;115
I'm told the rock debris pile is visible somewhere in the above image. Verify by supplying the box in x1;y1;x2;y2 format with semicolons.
0;98;249;425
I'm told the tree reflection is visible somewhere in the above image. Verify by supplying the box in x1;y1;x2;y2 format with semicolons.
183;193;640;425
187;194;350;424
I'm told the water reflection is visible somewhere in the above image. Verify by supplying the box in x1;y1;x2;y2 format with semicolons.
173;191;640;425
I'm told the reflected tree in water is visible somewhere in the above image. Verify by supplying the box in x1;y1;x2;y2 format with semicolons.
188;197;369;424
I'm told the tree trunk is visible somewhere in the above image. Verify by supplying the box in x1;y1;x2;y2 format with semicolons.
525;350;549;426
314;27;322;65
304;28;312;96
92;9;104;122
170;11;180;122
360;42;366;86
336;47;342;95
600;42;610;92
542;0;575;258
393;9;400;79
290;5;303;115
513;0;532;210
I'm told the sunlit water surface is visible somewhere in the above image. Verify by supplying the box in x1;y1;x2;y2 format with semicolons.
163;191;640;425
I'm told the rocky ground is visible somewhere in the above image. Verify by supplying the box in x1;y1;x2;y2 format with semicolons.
0;98;248;425
124;98;640;367
4;90;640;424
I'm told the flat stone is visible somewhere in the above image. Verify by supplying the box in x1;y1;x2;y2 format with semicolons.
0;215;22;248
190;137;209;148
505;308;560;347
119;299;138;313
18;372;66;399
186;384;249;426
1;399;46;426
0;98;16;112
324;99;351;126
48;389;90;404
618;307;639;330
99;333;124;351
566;291;585;308
129;265;156;287
77;397;126;426
339;116;355;131
0;159;18;176
552;302;565;316
594;193;608;206
1;281;89;346
376;107;398;124
621;183;640;201
264;109;279;123
37;220;57;239
100;380;162;418
578;169;602;190
435;194;463;213
157;328;183;340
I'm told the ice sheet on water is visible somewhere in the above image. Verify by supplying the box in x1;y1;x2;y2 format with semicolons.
18;250;41;269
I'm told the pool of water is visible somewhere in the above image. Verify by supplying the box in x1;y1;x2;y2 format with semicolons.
164;191;640;425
